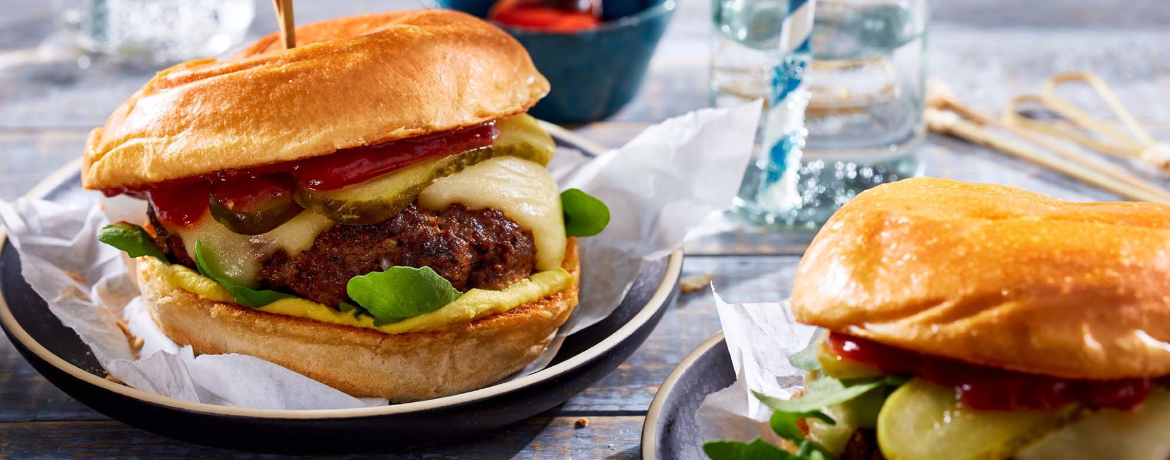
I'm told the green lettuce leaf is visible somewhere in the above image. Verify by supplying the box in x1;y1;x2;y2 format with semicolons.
793;442;832;460
769;410;834;443
788;342;821;372
882;375;911;389
705;366;906;460
754;378;883;413
702;438;831;460
98;223;168;262
561;188;610;237
193;241;294;308
346;266;462;326
770;411;838;459
703;439;792;460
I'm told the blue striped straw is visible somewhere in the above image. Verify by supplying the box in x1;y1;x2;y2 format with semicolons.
772;0;815;103
761;0;816;194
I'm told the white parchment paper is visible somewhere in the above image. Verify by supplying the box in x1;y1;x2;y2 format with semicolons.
0;101;762;410
695;291;818;446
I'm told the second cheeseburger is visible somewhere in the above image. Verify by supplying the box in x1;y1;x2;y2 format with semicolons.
783;178;1170;460
86;11;609;401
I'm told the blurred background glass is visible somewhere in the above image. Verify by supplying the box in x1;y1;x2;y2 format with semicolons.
715;0;927;229
52;0;255;67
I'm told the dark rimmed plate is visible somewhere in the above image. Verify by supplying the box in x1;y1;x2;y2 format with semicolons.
642;333;734;460
0;126;682;453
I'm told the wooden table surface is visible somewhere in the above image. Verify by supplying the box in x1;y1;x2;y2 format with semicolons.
2;0;1169;458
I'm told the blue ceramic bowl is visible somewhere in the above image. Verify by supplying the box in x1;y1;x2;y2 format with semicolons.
435;0;676;124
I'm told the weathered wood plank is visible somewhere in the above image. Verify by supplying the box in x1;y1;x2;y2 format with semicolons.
0;131;88;200
0;416;643;459
0;334;102;423
931;0;1170;29
0;2;54;53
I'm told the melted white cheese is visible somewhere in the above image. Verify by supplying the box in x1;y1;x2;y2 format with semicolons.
418;156;566;271
167;156;564;287
1017;391;1170;460
172;211;335;288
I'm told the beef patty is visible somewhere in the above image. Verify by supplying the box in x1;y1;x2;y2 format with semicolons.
149;203;538;307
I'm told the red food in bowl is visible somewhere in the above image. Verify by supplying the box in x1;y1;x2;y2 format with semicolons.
489;0;602;32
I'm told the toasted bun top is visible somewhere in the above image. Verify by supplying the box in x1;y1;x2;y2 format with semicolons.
792;177;1170;380
82;10;549;190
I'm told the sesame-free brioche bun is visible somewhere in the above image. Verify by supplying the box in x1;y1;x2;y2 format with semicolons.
136;240;578;402
792;177;1170;380
82;10;549;191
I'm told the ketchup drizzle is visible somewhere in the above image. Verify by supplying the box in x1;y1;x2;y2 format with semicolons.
294;123;498;191
826;332;1157;411
148;181;210;228
109;123;498;228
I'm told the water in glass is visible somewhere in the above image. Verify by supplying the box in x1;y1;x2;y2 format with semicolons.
714;0;928;229
56;0;256;67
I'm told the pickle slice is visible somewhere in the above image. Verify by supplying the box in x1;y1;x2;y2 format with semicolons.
296;114;555;225
816;335;884;380
494;113;555;163
808;385;888;455
877;378;1081;460
1016;390;1170;460
209;175;304;235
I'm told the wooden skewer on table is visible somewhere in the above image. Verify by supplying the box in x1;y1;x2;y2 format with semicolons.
1003;72;1170;171
925;79;1170;204
1041;72;1154;150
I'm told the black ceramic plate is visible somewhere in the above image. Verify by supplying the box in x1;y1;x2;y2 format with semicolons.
0;125;682;453
642;333;734;460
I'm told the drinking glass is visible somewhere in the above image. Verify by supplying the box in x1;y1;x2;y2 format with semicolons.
713;0;928;229
54;0;256;67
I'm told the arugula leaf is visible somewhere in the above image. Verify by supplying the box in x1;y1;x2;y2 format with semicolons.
772;412;839;460
794;442;833;460
703;439;792;460
98;223;168;262
193;241;294;308
703;437;833;460
705;371;907;460
346;266;462;326
561;188;610;237
883;375;911;388
754;378;883;413
769;410;834;443
338;301;376;320
789;343;821;372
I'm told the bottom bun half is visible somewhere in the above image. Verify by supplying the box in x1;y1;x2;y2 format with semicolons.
137;239;580;402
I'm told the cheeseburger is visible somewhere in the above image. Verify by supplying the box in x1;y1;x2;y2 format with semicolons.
86;11;608;402
777;178;1170;460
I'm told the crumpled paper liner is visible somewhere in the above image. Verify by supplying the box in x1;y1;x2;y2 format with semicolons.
694;291;817;446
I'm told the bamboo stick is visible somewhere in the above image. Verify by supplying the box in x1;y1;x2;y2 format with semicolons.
925;107;1170;204
272;0;296;49
1043;72;1151;147
1003;95;1140;158
925;79;1170;203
